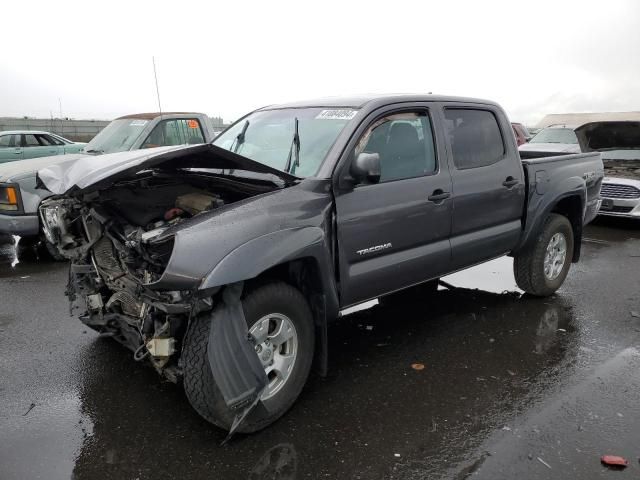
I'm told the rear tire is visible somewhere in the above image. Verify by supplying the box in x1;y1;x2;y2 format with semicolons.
513;213;574;297
182;282;315;433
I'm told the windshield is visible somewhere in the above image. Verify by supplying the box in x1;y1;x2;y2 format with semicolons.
213;108;357;177
83;118;149;154
530;127;578;144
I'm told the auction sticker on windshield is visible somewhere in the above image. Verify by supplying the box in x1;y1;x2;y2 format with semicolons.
316;109;358;120
130;120;148;126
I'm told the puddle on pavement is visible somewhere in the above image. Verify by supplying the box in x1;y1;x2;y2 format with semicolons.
56;285;581;480
443;256;521;294
0;391;93;480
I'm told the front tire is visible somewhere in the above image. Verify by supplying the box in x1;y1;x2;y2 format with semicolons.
514;213;574;297
183;282;315;433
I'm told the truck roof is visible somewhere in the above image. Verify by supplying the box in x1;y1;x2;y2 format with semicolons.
115;112;207;120
261;94;499;110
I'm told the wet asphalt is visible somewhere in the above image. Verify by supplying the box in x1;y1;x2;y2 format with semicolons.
0;217;639;480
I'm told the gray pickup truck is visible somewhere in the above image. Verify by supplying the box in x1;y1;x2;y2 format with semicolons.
0;112;215;252
37;95;603;435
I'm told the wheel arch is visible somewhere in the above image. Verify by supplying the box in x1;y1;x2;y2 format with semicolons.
198;227;339;375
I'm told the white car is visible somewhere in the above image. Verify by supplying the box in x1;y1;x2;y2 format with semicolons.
518;125;581;154
520;122;640;219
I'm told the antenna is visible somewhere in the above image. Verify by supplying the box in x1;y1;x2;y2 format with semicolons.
152;56;163;119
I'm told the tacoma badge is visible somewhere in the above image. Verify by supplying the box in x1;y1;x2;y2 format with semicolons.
356;243;392;256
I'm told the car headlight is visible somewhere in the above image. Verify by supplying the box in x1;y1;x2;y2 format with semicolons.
40;205;62;243
0;184;20;212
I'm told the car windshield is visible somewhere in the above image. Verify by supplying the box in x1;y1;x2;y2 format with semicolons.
83;118;149;154
213;107;357;177
530;127;578;144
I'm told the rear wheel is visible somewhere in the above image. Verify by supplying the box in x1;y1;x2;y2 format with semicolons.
514;213;574;297
183;282;315;433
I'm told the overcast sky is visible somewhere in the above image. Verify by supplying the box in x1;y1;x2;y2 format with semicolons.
2;0;639;126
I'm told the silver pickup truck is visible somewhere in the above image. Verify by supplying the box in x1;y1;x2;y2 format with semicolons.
0;112;216;251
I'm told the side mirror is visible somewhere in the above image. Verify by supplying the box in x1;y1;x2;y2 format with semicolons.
350;152;381;185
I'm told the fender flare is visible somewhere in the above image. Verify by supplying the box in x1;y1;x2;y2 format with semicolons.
199;226;339;376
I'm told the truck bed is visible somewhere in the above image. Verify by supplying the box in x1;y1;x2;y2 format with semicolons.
515;150;604;254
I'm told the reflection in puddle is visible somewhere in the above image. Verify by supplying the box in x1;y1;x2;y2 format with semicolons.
443;256;521;294
248;443;298;480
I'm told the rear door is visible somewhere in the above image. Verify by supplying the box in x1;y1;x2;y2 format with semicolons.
441;105;526;269
0;134;23;162
334;104;453;306
22;133;60;159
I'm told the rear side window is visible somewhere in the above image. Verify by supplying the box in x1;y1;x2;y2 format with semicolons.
43;134;64;145
24;134;42;147
444;109;505;169
142;119;205;148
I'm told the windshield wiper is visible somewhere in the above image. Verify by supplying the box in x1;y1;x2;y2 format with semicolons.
83;149;104;154
283;117;300;174
230;120;250;153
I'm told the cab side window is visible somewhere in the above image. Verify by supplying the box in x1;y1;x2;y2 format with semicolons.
355;111;437;183
444;109;505;169
142;119;205;148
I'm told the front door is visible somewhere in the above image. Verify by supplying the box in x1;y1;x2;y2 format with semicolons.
335;107;453;307
0;134;23;163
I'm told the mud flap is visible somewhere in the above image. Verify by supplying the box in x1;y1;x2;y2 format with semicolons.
206;282;269;443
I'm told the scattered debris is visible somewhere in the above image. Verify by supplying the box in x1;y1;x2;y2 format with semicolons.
506;369;516;376
601;455;628;468
22;403;36;416
502;426;511;431
394;453;401;458
375;343;390;347
537;457;552;469
365;325;374;331
411;363;425;371
557;328;567;332
630;311;640;319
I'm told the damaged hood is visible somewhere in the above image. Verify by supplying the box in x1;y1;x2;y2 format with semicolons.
576;121;640;152
0;153;88;182
37;143;298;194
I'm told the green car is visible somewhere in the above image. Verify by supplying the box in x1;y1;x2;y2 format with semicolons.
0;130;87;163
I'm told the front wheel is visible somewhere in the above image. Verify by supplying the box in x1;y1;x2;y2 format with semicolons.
183;282;315;433
513;213;574;297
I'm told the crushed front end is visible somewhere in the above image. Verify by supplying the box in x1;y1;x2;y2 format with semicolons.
39;188;228;381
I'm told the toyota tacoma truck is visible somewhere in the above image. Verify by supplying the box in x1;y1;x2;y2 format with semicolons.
0;112;215;253
37;95;603;435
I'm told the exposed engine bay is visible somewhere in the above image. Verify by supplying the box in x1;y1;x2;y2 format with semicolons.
40;172;275;381
603;159;640;180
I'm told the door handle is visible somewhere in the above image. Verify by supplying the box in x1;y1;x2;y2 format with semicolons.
13;151;21;155
502;177;518;188
428;189;450;202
